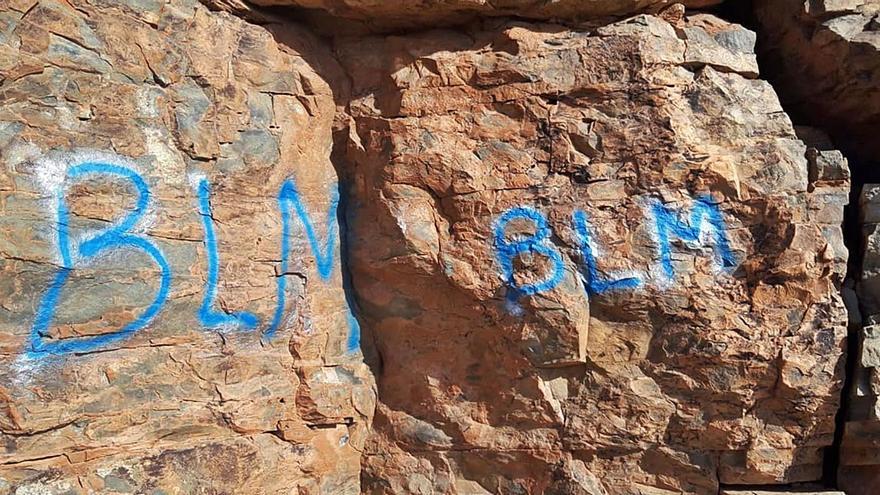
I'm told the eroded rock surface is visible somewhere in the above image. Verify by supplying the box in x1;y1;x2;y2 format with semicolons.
753;1;880;491
721;491;845;495
338;13;849;493
0;0;373;493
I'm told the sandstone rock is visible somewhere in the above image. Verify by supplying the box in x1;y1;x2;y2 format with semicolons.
0;0;372;492
338;13;848;493
0;0;860;493
860;183;880;225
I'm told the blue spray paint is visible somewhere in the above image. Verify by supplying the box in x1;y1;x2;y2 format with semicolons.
493;206;565;300
346;310;361;353
265;178;339;339
572;210;641;294
28;162;172;358
650;196;736;279
196;178;259;330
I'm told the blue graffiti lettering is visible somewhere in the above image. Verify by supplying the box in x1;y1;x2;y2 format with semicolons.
346;310;361;353
493;206;565;299
29;163;172;357
650;196;736;279
572;210;641;294
196;178;260;330
265;178;339;339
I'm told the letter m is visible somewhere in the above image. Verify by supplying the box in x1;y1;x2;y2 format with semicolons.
650;195;737;280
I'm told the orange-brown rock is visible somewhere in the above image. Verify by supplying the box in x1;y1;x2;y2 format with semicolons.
337;13;849;493
0;0;859;493
839;182;880;494
721;491;845;495
754;1;880;491
0;0;372;493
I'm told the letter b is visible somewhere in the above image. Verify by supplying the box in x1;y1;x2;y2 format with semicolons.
28;163;172;357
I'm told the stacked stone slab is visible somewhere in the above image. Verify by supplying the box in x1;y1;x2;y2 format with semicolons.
755;0;880;162
755;0;880;492
205;0;723;31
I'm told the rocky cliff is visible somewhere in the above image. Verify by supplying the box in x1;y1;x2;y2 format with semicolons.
0;0;874;494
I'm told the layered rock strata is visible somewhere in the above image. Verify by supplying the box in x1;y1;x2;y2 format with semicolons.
841;183;880;494
753;0;880;491
205;0;722;32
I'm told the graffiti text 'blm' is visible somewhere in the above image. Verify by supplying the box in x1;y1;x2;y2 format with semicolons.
28;162;357;358
493;197;737;299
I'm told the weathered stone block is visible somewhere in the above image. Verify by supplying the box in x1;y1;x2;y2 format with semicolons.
338;12;848;492
0;0;372;492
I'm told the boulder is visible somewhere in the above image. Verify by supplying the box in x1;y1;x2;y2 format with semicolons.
841;183;880;494
337;13;849;493
0;0;373;493
0;0;857;493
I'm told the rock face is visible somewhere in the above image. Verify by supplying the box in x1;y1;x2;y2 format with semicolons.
0;0;372;493
754;0;880;162
721;491;845;495
0;0;858;494
339;13;849;493
753;1;880;491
